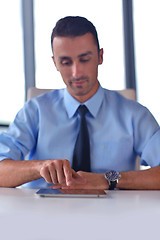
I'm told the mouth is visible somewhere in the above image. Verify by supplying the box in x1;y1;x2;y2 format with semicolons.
69;77;88;86
73;80;86;86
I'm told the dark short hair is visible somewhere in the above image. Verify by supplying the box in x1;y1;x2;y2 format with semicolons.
51;16;100;53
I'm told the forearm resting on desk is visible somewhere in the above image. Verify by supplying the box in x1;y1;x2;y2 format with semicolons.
0;159;42;187
117;166;160;190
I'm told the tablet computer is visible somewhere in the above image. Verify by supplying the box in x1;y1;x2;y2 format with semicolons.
36;188;107;198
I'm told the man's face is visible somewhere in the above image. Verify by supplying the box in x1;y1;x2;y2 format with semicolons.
52;33;103;102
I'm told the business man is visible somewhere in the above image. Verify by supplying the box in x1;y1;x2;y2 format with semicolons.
0;16;160;190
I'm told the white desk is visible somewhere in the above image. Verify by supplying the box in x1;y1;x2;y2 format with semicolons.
0;188;160;240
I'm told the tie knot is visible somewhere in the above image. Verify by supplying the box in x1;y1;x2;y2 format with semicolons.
78;105;88;117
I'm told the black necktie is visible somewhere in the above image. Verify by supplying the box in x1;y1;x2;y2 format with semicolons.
72;105;91;172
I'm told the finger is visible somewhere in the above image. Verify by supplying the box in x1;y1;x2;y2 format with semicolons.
47;163;58;184
40;166;53;184
60;171;87;190
54;160;66;184
61;170;87;189
63;160;73;186
50;183;63;189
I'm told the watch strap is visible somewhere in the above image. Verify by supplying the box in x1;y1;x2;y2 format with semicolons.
109;180;117;190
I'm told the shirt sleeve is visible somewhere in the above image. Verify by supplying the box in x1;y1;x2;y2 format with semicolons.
133;104;160;167
0;100;39;161
141;129;160;167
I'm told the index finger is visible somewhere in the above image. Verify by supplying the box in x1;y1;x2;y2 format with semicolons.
63;160;73;186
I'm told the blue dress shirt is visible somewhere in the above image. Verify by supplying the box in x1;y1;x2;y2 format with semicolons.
0;85;160;188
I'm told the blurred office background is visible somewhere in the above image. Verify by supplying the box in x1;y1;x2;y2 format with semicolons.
0;0;160;128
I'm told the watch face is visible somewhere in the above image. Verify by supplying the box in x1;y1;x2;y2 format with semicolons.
105;170;120;181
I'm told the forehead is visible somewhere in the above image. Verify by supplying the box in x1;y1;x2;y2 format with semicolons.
52;33;98;57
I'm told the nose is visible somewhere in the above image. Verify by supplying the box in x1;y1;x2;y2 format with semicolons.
72;62;82;79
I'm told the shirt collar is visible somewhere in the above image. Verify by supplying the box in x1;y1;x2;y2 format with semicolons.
64;85;104;118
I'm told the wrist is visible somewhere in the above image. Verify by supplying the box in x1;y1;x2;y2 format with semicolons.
31;160;45;179
101;173;109;189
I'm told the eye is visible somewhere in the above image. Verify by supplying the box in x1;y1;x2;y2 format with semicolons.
60;59;72;66
80;57;91;63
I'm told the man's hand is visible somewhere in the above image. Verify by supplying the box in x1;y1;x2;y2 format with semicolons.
39;159;86;187
51;171;109;190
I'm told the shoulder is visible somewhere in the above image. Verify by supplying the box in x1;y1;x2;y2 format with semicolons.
16;89;65;120
102;88;158;123
34;89;65;103
103;88;139;109
26;89;65;108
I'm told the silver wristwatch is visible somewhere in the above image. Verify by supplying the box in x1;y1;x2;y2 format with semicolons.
105;170;121;190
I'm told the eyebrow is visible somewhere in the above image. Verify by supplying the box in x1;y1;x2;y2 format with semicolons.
78;51;93;58
59;51;93;61
59;56;70;61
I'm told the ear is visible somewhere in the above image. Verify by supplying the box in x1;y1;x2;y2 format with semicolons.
98;48;103;65
52;56;59;71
